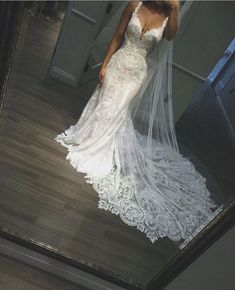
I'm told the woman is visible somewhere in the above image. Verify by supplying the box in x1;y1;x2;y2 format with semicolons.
98;0;179;84
55;1;224;247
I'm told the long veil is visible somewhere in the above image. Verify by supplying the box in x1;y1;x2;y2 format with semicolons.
87;0;224;248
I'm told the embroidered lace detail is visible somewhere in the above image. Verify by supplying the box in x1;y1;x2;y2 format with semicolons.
126;0;168;43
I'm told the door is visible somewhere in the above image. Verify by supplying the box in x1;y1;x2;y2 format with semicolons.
48;1;108;87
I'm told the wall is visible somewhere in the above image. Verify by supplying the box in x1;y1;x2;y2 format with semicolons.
173;1;235;121
165;226;235;290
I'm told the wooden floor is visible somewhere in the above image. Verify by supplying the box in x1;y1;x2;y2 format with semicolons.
0;253;88;290
0;8;231;287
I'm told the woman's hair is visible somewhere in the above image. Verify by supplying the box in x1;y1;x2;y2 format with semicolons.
142;1;172;16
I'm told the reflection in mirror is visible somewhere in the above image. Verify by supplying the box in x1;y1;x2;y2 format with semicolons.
0;0;234;288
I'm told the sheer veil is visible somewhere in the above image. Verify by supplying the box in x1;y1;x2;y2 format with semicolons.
88;1;224;248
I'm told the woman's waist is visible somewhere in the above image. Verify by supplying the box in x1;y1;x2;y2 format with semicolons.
121;42;147;58
110;46;147;71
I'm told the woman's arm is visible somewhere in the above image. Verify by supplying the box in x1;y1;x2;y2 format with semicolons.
98;1;137;83
100;1;137;70
163;0;180;41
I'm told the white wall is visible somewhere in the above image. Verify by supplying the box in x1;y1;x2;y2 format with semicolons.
165;226;235;290
173;1;235;121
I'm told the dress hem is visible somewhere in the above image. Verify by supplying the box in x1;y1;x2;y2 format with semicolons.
55;133;224;248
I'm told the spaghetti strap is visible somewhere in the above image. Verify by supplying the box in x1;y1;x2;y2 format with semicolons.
134;1;142;13
162;16;169;29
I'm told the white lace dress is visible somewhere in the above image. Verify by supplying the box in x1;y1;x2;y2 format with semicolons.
54;1;224;248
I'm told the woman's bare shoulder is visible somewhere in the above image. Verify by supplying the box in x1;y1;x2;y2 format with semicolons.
127;0;140;12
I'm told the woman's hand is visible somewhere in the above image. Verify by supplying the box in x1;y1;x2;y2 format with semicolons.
98;65;107;84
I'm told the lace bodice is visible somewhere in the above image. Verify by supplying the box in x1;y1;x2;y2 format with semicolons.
123;1;169;57
106;1;169;85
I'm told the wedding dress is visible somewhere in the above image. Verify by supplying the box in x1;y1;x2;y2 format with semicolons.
55;1;224;248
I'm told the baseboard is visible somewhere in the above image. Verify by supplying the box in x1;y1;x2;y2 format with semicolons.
0;237;127;290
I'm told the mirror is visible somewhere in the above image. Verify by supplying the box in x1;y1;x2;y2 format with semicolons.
0;1;234;289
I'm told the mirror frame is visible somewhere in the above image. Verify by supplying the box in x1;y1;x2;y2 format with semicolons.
0;2;234;290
